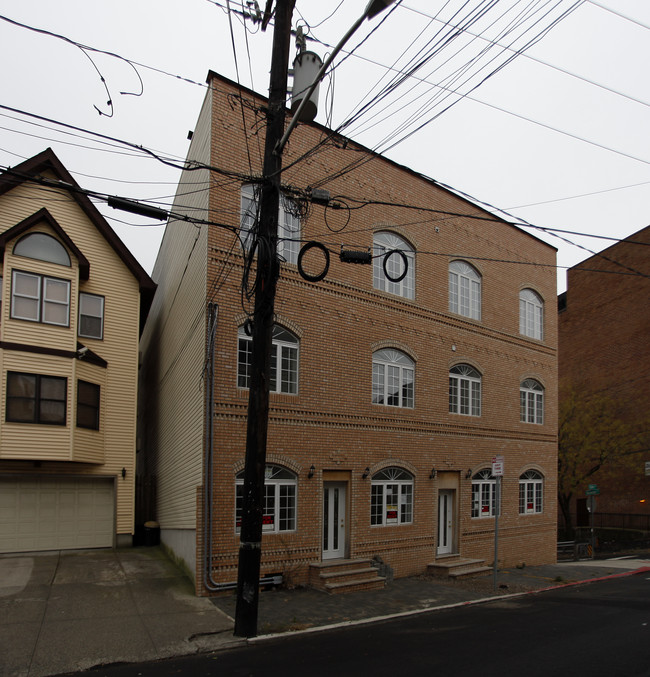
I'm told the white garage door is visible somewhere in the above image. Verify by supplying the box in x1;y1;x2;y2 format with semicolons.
0;476;115;553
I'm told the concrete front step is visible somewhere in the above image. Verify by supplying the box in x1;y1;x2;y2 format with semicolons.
428;557;492;579
309;559;386;594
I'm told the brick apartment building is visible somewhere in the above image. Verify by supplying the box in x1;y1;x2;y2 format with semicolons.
139;71;558;594
558;225;650;521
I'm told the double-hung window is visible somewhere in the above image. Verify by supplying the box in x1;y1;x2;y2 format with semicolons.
79;293;104;340
370;468;413;526
449;364;481;416
471;469;496;518
237;324;299;394
77;380;100;430
519;470;543;514
520;379;544;424
6;372;67;425
240;184;301;265
372;349;414;408
519;289;543;340
235;465;297;533
11;271;70;326
449;260;481;320
373;232;415;299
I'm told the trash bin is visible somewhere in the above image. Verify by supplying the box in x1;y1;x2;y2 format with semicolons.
143;520;160;547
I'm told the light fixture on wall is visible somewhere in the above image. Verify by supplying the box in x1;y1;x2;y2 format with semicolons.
362;467;370;479
465;469;472;479
121;467;127;479
429;468;437;479
308;465;315;479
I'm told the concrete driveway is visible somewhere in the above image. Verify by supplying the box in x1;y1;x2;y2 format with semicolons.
0;547;237;677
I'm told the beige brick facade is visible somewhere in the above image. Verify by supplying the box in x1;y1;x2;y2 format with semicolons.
143;72;558;594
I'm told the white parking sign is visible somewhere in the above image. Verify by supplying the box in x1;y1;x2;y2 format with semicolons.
492;455;504;476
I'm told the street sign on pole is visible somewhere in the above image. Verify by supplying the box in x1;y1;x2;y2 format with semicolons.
586;483;600;496
492;455;504;477
586;495;597;513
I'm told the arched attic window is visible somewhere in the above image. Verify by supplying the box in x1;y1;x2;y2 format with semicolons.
14;233;71;267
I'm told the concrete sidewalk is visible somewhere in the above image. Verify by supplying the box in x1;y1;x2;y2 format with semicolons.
212;555;650;636
1;548;648;677
0;548;237;677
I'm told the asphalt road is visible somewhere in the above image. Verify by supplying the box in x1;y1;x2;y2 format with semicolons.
62;572;650;677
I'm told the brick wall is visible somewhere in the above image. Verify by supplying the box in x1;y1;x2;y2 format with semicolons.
196;73;558;592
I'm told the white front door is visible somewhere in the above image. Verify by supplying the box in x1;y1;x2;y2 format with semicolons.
437;489;455;556
323;482;346;559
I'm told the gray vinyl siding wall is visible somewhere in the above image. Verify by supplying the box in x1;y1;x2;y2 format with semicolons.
140;92;212;530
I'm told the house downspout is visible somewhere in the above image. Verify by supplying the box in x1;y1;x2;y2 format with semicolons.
202;303;234;591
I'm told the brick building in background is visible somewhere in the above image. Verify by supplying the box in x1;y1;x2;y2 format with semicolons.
139;72;558;595
558;226;650;523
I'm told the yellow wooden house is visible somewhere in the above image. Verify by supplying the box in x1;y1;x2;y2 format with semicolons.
0;149;155;553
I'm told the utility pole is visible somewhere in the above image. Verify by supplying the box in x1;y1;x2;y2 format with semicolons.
234;0;296;639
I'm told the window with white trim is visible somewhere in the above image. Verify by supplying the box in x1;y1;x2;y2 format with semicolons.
11;270;70;326
235;465;297;533
519;470;543;514
449;364;481;416
371;467;413;526
372;349;414;408
240;184;301;265
237;324;299;394
520;379;544;424
372;231;415;299
471;469;496;518
449;260;481;320
79;293;104;340
519;288;543;340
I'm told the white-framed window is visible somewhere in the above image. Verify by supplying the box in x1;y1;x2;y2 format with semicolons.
449;364;481;416
235;464;297;533
10;270;70;326
471;469;496;518
372;231;415;299
240;184;301;265
371;467;413;526
237;324;299;394
14;232;71;266
372;348;414;408
449;260;481;320
79;293;105;340
519;470;543;514
519;288;543;340
520;379;544;424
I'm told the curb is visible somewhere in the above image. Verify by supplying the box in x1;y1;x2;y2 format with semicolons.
247;566;650;645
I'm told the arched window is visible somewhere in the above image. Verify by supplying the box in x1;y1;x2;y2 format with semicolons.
237;324;299;394
371;467;413;526
449;364;481;416
519;470;543;514
14;233;70;266
520;379;544;424
449;260;480;319
235;464;297;533
240;184;301;265
519;288;543;339
373;232;415;299
471;469;496;518
372;349;414;408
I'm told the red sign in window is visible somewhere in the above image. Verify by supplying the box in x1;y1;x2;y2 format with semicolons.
262;515;274;525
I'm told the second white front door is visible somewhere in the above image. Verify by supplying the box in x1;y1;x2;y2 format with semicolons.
323;482;346;559
437;489;455;555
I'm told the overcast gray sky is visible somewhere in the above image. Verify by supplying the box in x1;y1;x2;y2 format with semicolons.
1;0;649;293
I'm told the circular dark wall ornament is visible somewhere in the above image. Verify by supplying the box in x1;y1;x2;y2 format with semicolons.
298;241;330;282
383;249;408;283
